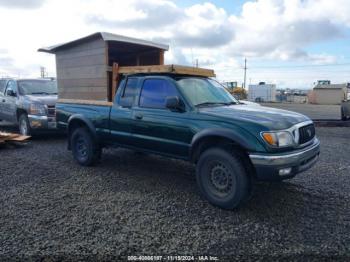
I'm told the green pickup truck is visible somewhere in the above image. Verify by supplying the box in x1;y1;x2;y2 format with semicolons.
57;74;320;209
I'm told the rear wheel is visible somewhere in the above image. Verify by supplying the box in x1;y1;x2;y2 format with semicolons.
196;148;251;209
71;127;101;166
19;114;31;136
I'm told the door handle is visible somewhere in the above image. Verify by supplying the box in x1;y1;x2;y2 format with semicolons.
134;113;143;120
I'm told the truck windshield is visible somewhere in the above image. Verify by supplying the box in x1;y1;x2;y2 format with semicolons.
18;80;57;95
176;77;238;107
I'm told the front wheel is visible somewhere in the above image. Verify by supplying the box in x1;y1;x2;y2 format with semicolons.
71;127;101;166
196;148;251;209
19;114;31;136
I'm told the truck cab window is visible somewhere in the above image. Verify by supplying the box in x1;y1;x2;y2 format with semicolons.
139;79;178;109
5;81;17;97
120;78;138;107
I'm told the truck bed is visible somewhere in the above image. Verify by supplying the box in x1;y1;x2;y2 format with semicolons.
56;102;112;137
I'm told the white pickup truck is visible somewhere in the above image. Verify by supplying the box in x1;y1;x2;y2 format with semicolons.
0;78;58;135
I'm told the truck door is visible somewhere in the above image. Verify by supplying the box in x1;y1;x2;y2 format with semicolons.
2;80;18;122
131;78;193;158
109;77;140;146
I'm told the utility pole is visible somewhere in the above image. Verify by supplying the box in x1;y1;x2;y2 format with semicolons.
40;67;45;78
40;67;47;78
243;58;247;89
196;59;199;68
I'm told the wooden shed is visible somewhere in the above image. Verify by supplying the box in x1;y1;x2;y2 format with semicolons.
39;32;169;101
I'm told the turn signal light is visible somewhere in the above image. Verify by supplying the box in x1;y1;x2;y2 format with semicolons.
262;133;276;146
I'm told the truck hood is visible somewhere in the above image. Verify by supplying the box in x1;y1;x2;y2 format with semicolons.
199;104;310;130
23;95;57;106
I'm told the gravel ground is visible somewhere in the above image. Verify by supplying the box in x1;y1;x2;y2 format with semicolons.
0;125;350;261
262;103;341;120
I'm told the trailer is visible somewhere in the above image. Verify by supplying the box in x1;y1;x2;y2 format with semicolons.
248;83;276;102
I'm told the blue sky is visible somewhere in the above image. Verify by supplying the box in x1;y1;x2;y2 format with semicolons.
176;0;246;14
0;0;349;89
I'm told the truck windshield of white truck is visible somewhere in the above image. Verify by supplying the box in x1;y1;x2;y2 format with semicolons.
18;80;57;96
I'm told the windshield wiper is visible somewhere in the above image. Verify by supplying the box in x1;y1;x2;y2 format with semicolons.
195;101;238;107
31;92;51;95
223;101;238;105
195;102;227;107
195;102;231;107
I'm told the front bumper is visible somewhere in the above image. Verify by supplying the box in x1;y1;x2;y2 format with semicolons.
28;115;57;130
249;138;320;181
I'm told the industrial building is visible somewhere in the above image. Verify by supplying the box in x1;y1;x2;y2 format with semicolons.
308;80;349;105
276;89;309;103
248;82;276;102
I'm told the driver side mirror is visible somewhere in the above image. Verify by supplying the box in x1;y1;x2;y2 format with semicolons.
6;89;16;97
165;96;185;112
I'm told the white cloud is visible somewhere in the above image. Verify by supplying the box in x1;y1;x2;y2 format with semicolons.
86;0;184;29
227;0;346;60
0;0;46;9
84;1;234;48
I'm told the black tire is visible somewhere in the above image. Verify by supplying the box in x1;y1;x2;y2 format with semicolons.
19;113;32;136
70;127;101;166
196;148;251;209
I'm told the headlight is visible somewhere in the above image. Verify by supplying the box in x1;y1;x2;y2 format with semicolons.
262;131;295;147
29;103;46;115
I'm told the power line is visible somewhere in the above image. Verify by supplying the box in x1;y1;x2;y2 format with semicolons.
249;68;350;73
214;62;350;70
250;63;350;69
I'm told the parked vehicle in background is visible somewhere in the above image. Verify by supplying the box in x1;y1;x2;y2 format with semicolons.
341;93;350;120
248;82;276;102
56;67;320;209
0;78;58;135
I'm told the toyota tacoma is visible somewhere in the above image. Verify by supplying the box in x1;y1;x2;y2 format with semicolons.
56;74;320;209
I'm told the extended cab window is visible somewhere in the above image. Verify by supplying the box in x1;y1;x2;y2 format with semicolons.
120;78;138;107
139;79;178;109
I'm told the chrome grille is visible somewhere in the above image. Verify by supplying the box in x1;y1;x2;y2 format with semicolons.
299;124;315;144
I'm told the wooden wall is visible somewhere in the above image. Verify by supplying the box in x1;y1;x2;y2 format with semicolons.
55;37;166;101
106;42;165;101
55;38;108;101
